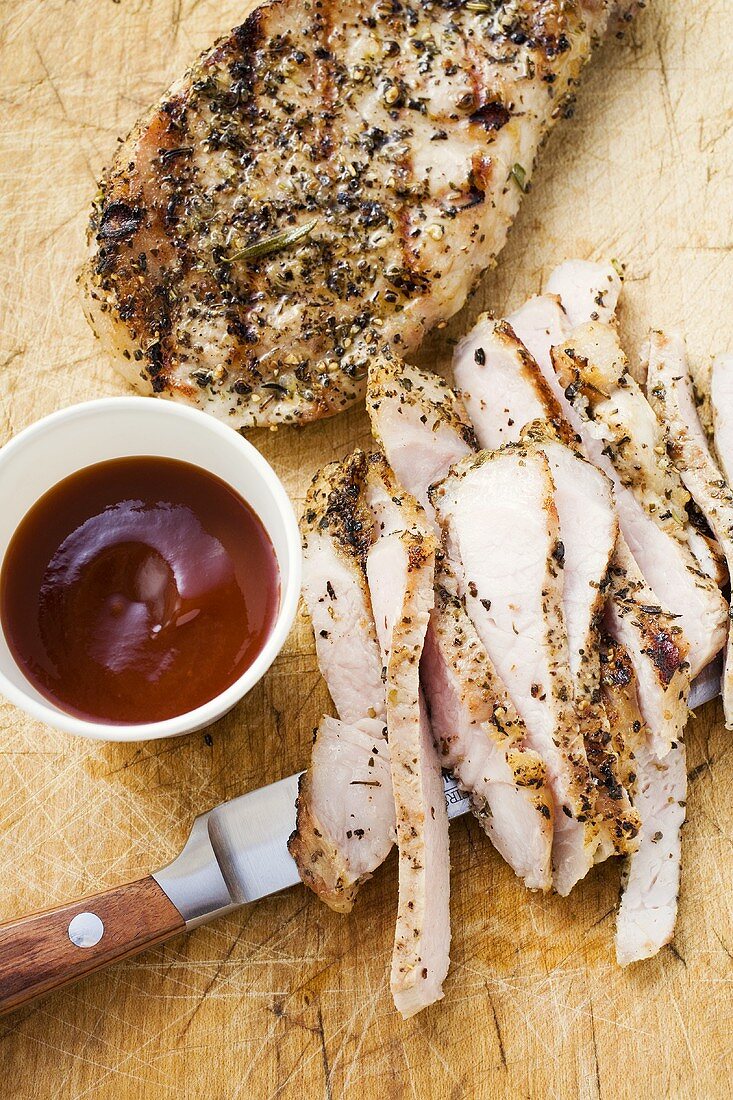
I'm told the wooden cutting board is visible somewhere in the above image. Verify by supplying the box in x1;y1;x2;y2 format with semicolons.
1;2;732;1096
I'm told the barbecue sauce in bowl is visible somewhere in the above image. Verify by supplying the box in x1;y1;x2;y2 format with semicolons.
0;457;279;724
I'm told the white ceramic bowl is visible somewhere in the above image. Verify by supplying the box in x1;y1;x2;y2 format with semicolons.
0;397;301;741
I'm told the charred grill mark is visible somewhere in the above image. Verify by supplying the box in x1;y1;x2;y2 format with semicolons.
97;201;144;243
647;631;683;687
231;11;264;114
462;36;512;136
599;634;635;690
470;101;512;132
463;37;488;117
221;11;266;391
385;33;433;303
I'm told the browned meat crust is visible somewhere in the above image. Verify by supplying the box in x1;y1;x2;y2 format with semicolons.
82;0;632;426
302;448;374;567
288;767;360;913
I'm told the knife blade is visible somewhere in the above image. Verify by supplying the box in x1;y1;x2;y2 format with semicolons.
0;662;721;1015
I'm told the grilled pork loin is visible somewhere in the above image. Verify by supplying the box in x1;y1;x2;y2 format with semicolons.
453;302;686;761
507;293;570;378
543;263;726;584
423;572;553;890
604;537;689;759
543;268;728;677
552;328;727;679
494;291;691;753
288;716;395;912
365;456;450;1018
367;354;475;522
520;425;640;858
453;314;638;852
301;450;385;724
82;2;637;427
553;321;691;542
600;636;687;966
545;259;621;328
432;448;598;895
294;451;396;910
366;354;554;886
646;331;733;729
453;317;569;448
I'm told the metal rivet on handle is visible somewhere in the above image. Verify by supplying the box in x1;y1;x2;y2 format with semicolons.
68;912;104;948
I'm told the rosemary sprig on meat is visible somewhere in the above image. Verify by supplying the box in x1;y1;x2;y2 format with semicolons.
224;218;318;263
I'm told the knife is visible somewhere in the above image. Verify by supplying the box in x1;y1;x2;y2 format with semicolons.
0;665;720;1016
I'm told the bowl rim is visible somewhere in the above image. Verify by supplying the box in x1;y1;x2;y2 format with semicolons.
0;396;302;741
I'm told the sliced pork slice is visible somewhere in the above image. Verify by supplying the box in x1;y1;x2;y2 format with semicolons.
453;317;568;449
609;494;724;682
711;353;733;484
685;501;728;587
423;570;553;891
366;354;475;522
646;331;733;729
365;457;450;1018
605;537;690;758
544;259;725;588
551;334;727;679
539;277;727;677
301;451;385;724
546;259;622;328
507;294;571;375
289;716;395;912
600;635;686;966
520;424;640;857
367;357;557;882
432;447;597;896
454;302;685;763
553;321;691;540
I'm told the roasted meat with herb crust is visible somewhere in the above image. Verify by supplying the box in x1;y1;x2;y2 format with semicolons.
300;450;385;724
646;331;733;729
82;0;637;427
288;715;395;912
453;313;640;857
432;447;599;895
545;258;622;328
365;455;450;1018
367;354;476;522
551;326;727;679
366;355;555;888
424;571;554;889
553;320;692;542
504;280;691;753
600;635;687;966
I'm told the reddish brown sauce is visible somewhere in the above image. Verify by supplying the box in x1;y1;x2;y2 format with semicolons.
0;457;279;724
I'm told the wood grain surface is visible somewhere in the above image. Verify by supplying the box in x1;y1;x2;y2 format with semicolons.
1;2;732;1097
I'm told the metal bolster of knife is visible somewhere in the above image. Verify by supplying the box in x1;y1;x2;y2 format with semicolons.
152;813;237;929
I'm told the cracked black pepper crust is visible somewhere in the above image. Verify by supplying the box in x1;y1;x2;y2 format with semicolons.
302;448;374;567
81;0;632;427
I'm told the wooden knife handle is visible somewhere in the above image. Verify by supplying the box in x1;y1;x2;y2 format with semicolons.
0;876;185;1015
